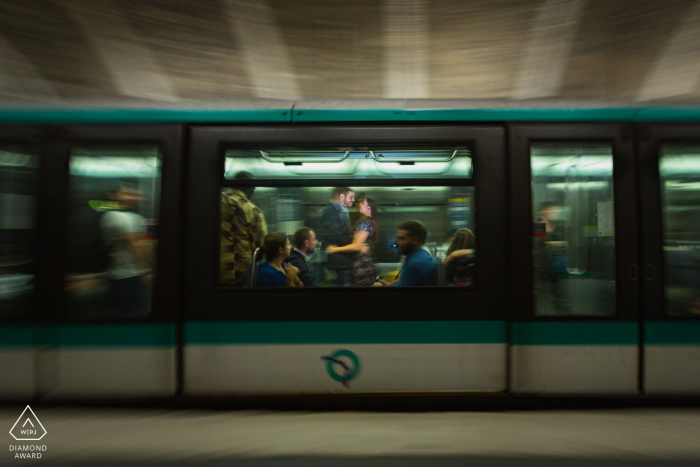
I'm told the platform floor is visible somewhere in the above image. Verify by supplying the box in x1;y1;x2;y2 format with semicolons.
2;408;700;466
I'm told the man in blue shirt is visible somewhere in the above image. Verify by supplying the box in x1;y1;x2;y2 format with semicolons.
375;220;437;287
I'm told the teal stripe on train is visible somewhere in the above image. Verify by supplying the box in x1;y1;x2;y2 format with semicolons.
511;322;638;346
0;325;175;348
645;322;700;345
291;108;641;122
185;321;507;345
0;325;35;348
0;109;292;124
2;108;700;124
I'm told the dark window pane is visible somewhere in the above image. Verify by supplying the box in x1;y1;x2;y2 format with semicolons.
660;145;700;316
0;146;38;318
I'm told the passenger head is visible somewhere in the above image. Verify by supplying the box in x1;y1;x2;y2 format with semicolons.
357;197;380;242
293;227;318;255
334;187;355;208
447;228;476;256
357;197;378;219
539;201;557;220
396;220;427;255
107;182;142;211
262;231;291;262
234;171;256;199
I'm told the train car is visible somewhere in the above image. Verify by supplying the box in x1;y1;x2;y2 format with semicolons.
0;101;699;404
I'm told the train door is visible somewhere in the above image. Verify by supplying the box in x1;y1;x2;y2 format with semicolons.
183;125;508;394
0;127;45;400
34;125;184;399
508;124;641;393
639;124;700;394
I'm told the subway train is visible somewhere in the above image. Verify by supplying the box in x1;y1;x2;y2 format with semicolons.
1;101;699;404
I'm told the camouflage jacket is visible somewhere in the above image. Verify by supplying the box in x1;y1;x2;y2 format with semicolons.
220;189;267;285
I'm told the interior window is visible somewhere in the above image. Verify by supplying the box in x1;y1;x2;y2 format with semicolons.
65;146;161;318
224;146;472;180
0;146;38;318
221;146;474;288
660;145;700;316
531;143;616;316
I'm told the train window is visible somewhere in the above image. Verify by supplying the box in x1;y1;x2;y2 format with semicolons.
65;146;161;318
221;146;474;288
0;146;38;318
531;143;616;316
659;145;700;316
224;146;472;180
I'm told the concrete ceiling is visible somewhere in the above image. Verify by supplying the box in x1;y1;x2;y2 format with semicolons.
1;0;700;105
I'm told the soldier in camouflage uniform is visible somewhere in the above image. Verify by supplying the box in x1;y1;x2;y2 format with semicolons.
220;172;267;285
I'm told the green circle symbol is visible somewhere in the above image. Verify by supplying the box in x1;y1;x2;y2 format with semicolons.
325;349;360;383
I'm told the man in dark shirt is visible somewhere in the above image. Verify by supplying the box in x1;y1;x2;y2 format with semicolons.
375;220;436;287
320;187;355;286
285;227;319;287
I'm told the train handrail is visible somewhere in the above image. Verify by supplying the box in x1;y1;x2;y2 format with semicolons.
369;150;459;163
248;247;263;287
259;150;351;164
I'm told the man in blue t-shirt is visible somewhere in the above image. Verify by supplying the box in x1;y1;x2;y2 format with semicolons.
374;220;436;287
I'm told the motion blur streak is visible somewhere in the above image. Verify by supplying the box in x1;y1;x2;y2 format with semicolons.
514;0;586;100
637;0;700;101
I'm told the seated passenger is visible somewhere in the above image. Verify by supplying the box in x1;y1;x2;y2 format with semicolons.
444;228;476;287
374;220;436;287
284;227;319;287
257;232;302;287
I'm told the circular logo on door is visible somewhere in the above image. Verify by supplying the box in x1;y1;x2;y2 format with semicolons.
321;349;360;387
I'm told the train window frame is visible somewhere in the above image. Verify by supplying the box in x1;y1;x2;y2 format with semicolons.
638;124;700;323
184;124;507;322
220;144;474;290
508;123;639;323
0;127;46;324
51;125;184;325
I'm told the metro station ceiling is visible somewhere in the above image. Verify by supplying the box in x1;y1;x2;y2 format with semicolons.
0;0;699;104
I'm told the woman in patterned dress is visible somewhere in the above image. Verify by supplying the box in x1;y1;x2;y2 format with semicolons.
325;197;379;286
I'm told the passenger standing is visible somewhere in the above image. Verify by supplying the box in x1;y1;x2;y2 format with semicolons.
374;220;436;287
100;183;152;316
285;227;320;287
220;172;267;286
534;201;569;313
326;197;378;286
320;187;355;286
257;232;302;287
444;228;476;287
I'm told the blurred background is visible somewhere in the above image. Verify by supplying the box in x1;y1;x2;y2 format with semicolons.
0;0;700;104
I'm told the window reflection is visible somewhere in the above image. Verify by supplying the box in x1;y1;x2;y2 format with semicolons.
531;143;616;316
660;146;700;316
66;146;161;318
0;147;38;318
220;185;475;287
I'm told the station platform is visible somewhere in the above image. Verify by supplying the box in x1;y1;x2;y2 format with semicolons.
2;407;700;466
